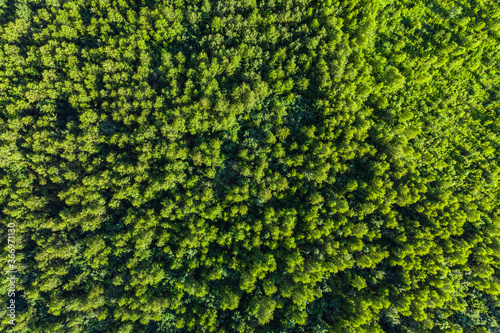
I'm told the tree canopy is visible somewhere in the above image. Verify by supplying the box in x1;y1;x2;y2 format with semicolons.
0;0;499;332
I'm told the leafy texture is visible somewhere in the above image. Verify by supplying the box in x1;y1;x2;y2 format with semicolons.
0;0;499;332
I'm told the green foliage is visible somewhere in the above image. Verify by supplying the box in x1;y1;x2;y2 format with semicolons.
0;0;499;332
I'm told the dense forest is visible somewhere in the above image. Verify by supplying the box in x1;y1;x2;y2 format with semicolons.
0;0;499;332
